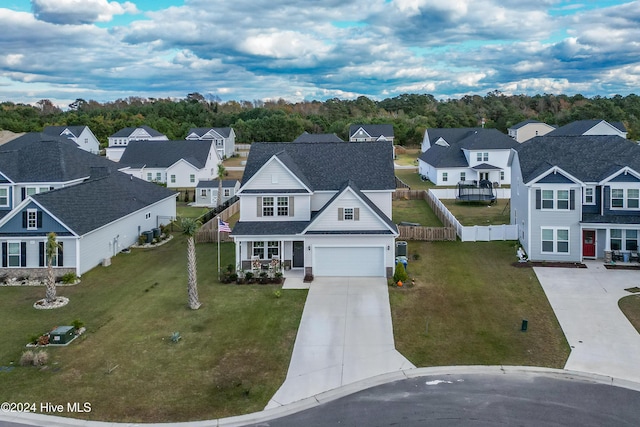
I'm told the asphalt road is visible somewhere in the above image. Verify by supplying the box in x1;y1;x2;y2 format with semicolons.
248;372;640;427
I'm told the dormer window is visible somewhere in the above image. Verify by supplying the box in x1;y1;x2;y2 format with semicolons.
339;207;359;221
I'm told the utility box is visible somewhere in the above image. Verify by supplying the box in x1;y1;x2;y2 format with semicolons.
152;227;161;238
50;326;75;344
395;241;408;257
143;230;154;243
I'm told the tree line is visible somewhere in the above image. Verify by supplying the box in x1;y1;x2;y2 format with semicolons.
1;91;639;147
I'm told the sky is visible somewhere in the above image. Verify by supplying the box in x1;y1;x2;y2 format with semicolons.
1;0;640;108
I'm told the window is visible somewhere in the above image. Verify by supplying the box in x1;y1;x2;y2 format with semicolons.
460;172;466;182
170;175;176;184
147;172;152;181
201;189;207;197
541;228;570;254
584;187;595;205
344;207;354;220
27;209;37;230
145;212;151;220
477;152;488;162
442;172;448;182
267;241;279;259
253;241;265;259
277;197;289;216
262;197;274;216
611;229;622;250
476;152;482;161
156;172;162;182
190;174;195;183
626;230;638;251
26;188;37;197
500;171;505;181
216;139;224;147
0;188;7;206
611;189;624;208
224;188;230;197
84;138;88;144
557;190;569;210
542;190;554;209
628;189;639;209
8;242;20;267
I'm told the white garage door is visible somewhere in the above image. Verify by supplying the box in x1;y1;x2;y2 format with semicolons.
314;246;385;277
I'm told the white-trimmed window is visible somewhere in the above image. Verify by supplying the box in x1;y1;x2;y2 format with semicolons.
253;241;265;259
26;187;50;197
0;188;8;207
460;172;466;182
500;171;505;181
611;189;624;208
476;152;489;162
611;229;638;251
7;242;21;267
584;187;595;205
344;207;354;220
610;188;640;209
156;172;162;182
277;197;289;216
147;172;152;181
27;209;38;230
541;228;569;254
442;172;448;182
170;175;176;184
224;188;230;197
201;189;207;197
557;190;569;210
542;190;554;209
262;197;274;216
190;174;195;183
628;189;639;209
267;241;279;259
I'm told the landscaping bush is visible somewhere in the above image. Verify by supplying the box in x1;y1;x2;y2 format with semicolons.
72;319;84;330
19;350;35;366
33;350;48;366
393;262;409;284
62;272;77;284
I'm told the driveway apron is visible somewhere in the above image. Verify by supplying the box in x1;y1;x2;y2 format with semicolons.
266;277;415;408
534;261;640;383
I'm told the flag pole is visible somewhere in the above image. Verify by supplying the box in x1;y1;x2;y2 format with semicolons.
217;216;221;281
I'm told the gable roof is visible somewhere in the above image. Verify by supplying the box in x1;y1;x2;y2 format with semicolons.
32;170;176;235
43;126;88;138
241;142;395;191
508;119;543;130
196;179;238;189
186;127;233;138
0;133;117;183
516;135;640;183
110;125;165;138
293;132;344;143
349;124;394;138
119;140;214;169
546;120;626;136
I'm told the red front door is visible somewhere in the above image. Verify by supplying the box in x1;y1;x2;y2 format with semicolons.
583;230;596;257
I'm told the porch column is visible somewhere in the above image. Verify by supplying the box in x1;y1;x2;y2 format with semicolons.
235;240;241;271
604;228;612;263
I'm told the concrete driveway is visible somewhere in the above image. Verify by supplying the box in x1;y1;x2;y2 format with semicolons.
534;261;640;383
266;277;415;409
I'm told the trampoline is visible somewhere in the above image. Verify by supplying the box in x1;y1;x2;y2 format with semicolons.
456;180;496;203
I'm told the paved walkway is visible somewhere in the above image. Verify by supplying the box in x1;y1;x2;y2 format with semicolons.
266;277;415;408
534;261;640;383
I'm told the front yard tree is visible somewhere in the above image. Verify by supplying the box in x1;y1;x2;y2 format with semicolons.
181;218;202;309
45;232;61;303
217;163;226;209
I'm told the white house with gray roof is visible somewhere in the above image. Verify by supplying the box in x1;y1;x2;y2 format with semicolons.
507;120;555;142
185;127;236;159
349;124;394;143
232;142;398;278
510;134;640;263
106;125;168;162
419;128;519;186
194;179;240;207
43;125;100;154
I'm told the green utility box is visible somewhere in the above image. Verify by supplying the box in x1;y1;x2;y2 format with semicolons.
49;326;75;344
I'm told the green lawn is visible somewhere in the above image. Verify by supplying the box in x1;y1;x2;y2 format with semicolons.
176;201;210;219
395;170;436;190
394;148;420;166
440;199;511;226
0;236;306;423
392;199;443;227
619;295;640;333
390;240;569;368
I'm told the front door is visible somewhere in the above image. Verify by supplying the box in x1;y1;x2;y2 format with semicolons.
292;241;304;268
479;172;489;181
583;230;596;258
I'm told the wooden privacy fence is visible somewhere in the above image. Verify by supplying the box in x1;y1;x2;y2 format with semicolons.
398;225;456;241
195;200;239;243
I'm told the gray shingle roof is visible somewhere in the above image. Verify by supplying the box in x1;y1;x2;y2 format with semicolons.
230;221;310;236
33;170;176;235
516;135;640;183
508;119;542;130
119;140;213;168
196;179;238;188
0;133;117;183
43;126;87;138
546;120;627;136
293;132;344;143
349;124;394;138
187;127;233;138
242;142;395;191
110;125;165;138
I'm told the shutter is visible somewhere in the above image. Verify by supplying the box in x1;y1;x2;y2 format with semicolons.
289;197;294;217
247;242;252;259
20;242;26;267
37;211;42;228
1;242;6;267
21;188;25;201
535;189;541;210
22;211;27;228
570;190;575;210
354;208;360;221
338;207;344;221
39;242;45;267
257;197;262;217
58;242;64;267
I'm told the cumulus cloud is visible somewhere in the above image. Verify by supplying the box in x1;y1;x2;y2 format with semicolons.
32;0;138;25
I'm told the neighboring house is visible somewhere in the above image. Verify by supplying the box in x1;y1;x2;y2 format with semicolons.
293;132;344;143
546;119;627;138
106;125;168;162
507;120;555;142
231;142;398;278
510;135;640;263
118;140;220;188
0;133;122;219
185;127;236;159
349;124;395;143
42;125;100;153
418;128;519;186
194;179;240;207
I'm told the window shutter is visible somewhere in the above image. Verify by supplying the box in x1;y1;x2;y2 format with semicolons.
257;197;262;217
338;207;344;221
570;190;575;210
22;211;27;228
39;242;45;267
21;188;25;201
20;242;26;267
37;211;42;228
289;197;294;217
1;242;6;267
247;242;251;259
58;242;64;267
535;189;541;210
354;208;360;221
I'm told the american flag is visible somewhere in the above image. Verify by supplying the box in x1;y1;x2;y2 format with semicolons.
218;218;232;233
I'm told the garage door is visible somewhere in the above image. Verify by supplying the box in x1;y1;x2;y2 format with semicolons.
314;246;385;277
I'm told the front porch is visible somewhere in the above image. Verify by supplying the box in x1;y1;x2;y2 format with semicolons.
581;225;639;263
235;239;306;273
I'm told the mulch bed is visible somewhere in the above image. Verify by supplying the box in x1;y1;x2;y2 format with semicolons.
605;264;640;270
511;261;587;268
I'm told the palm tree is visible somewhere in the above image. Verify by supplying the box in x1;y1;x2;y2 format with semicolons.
181;218;201;309
45;232;61;303
216;163;226;209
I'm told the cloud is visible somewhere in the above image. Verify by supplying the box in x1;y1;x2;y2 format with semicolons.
32;0;138;25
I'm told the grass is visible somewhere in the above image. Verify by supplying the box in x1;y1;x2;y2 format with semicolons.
392;199;443;227
176;201;210;219
395;170;436;190
389;240;570;368
440;199;511;226
0;236;306;423
394;148;420;166
619;295;640;333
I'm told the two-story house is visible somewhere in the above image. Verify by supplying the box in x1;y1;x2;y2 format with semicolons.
231;142;398;278
118;140;220;188
507;120;555;142
510;135;640;262
43;125;101;154
349;124;394;143
418;128;519;186
106;125;168;162
185;127;236;159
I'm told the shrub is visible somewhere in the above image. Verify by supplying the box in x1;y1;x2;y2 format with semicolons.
245;271;254;283
72;319;84;330
20;351;35;366
62;272;77;284
412;253;421;261
37;335;49;346
138;234;147;245
33;350;48;366
393;262;409;284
